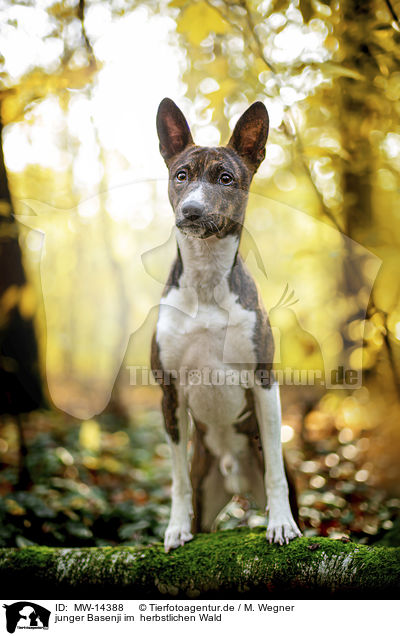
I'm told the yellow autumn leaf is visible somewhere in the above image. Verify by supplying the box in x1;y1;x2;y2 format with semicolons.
0;201;12;217
5;499;26;516
102;457;122;474
302;146;333;158
69;496;86;509
302;145;351;160
318;63;365;81
1;285;20;314
82;456;99;470
206;78;237;110
254;57;268;76
207;57;229;78
19;284;37;319
169;0;188;7
79;419;101;452
177;2;230;46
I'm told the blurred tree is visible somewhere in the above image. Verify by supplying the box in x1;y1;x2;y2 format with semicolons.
0;112;45;487
171;0;400;394
0;0;98;482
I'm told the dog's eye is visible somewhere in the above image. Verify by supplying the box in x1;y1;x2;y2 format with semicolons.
176;170;187;182
219;172;233;185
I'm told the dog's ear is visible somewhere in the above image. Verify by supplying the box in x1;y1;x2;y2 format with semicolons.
157;98;194;163
227;102;269;171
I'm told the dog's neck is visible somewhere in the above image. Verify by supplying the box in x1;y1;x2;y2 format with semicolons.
176;228;239;301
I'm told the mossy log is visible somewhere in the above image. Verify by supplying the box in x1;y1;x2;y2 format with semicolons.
1;528;399;599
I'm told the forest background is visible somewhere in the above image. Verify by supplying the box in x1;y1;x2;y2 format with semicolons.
1;0;400;549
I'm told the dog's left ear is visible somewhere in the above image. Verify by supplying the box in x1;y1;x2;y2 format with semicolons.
157;98;194;164
228;102;269;171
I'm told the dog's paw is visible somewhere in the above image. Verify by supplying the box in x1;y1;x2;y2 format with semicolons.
266;516;302;546
164;524;193;553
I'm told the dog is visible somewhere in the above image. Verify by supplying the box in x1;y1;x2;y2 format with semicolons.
152;97;301;552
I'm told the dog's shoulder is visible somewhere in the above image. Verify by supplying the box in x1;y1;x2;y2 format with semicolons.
162;249;183;296
229;254;275;386
228;253;259;310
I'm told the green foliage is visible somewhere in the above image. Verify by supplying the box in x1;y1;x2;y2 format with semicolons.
0;409;171;547
1;403;399;548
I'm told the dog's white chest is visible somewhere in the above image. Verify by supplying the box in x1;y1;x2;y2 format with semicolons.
157;283;257;439
155;232;258;462
156;233;257;373
157;285;256;375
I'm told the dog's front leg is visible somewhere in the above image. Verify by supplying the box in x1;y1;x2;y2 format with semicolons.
163;394;193;552
253;382;302;545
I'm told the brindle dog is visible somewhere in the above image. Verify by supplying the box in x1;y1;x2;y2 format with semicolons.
152;98;301;552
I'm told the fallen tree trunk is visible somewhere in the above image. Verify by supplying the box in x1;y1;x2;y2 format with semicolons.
0;528;399;599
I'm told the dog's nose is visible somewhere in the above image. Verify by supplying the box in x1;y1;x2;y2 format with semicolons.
181;202;203;221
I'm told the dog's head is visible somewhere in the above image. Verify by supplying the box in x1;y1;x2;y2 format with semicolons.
156;98;269;239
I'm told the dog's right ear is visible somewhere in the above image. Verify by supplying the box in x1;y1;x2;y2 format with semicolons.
157;98;194;164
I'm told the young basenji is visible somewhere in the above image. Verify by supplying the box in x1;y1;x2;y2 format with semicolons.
152;98;301;552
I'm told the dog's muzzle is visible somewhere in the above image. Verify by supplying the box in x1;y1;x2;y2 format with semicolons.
176;201;207;235
181;201;204;221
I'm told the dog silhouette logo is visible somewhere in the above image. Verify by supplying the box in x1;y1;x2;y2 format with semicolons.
3;603;50;634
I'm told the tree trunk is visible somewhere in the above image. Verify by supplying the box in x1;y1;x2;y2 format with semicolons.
0;529;399;599
0;115;44;415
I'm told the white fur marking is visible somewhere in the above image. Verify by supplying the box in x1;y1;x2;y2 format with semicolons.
157;232;256;498
181;184;206;208
253;382;302;544
164;401;193;552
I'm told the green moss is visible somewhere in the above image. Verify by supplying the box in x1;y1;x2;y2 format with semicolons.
1;528;399;598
